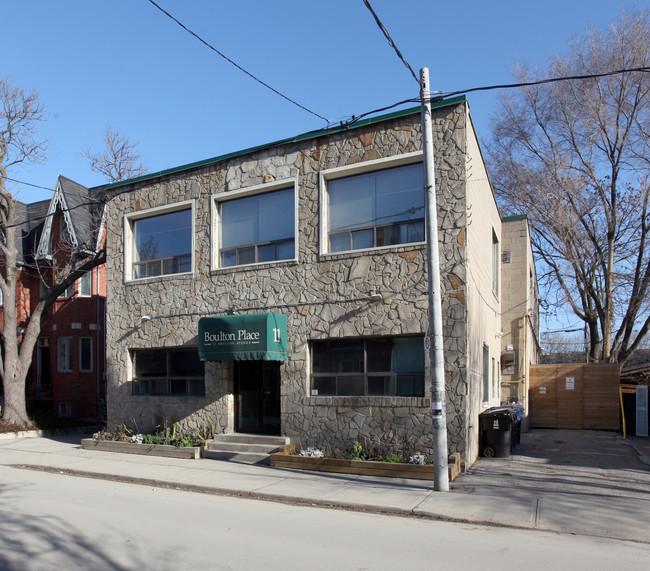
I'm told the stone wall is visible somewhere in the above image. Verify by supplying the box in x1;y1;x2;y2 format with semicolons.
105;101;471;461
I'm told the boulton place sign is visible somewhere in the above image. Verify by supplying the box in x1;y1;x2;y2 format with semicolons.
198;312;287;361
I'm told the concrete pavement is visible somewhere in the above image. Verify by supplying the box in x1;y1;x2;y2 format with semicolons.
0;428;648;544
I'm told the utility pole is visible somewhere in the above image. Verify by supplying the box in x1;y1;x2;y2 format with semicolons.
420;67;449;492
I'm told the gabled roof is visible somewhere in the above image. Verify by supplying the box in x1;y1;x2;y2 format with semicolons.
35;175;106;261
13;199;50;265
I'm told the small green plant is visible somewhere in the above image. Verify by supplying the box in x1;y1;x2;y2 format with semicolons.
384;453;401;463
349;440;366;461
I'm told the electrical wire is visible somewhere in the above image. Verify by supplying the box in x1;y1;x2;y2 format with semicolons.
3;177;56;193
146;0;330;123
348;66;650;125
361;0;420;86
442;65;650;99
0;198;104;232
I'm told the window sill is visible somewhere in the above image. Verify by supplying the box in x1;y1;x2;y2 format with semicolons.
211;259;299;274
307;395;431;408
125;271;194;285
319;242;425;261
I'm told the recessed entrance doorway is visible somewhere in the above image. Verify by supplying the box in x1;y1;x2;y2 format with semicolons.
234;361;281;435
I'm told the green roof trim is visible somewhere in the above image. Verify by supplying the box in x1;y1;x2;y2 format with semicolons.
501;214;529;222
106;95;467;191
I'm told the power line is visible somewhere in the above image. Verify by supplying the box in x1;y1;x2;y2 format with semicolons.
4;176;56;193
349;66;650;125
361;0;420;86
146;0;330;123
442;65;650;99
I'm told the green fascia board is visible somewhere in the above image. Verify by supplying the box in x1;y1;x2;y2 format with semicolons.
106;95;467;192
501;214;529;222
198;312;288;362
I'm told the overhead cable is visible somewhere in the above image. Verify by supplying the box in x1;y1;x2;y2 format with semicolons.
361;0;420;86
146;0;330;123
348;65;650;126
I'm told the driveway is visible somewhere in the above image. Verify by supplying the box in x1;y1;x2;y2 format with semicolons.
455;429;650;498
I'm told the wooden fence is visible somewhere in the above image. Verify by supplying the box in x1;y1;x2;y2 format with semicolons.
529;363;620;430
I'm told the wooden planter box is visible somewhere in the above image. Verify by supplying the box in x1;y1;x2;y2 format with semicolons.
81;438;201;459
270;453;461;481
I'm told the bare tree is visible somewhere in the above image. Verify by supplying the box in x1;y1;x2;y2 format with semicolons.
0;75;106;425
486;10;650;366
82;126;149;182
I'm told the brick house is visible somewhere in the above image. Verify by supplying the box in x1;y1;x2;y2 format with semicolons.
0;175;107;422
104;96;538;466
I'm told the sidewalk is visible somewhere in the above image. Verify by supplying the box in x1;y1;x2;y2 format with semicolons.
0;429;648;544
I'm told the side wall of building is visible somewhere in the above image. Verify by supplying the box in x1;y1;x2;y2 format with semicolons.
500;217;539;413
464;119;503;461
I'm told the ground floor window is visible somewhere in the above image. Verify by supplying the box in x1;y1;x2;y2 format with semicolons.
311;336;425;397
57;336;73;372
131;348;205;397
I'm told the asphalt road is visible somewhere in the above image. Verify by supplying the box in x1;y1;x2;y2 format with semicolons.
0;464;647;570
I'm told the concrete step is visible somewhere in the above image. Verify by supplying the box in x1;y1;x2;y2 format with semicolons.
201;449;271;465
211;434;291;446
208;441;283;455
202;433;294;465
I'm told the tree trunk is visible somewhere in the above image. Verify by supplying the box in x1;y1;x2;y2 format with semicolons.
2;364;29;425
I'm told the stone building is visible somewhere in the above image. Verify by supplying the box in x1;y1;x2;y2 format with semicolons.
104;95;536;466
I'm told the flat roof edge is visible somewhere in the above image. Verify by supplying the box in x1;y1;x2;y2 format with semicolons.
107;95;467;191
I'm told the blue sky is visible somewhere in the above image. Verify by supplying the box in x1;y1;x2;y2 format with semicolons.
2;0;643;333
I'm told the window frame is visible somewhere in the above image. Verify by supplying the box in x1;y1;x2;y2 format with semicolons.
124;200;194;282
131;347;205;397
211;178;298;270
78;271;92;297
319;152;425;256
57;336;73;372
310;336;425;398
79;336;93;372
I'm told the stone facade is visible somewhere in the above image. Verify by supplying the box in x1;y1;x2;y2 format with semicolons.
105;97;512;466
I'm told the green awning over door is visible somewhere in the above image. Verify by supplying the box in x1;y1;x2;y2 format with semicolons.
198;312;287;361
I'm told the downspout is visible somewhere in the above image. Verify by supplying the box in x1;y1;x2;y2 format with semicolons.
96;265;101;401
522;313;530;416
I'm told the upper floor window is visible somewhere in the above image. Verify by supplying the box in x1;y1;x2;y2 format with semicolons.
213;180;296;269
59;217;71;242
78;272;92;297
124;201;193;281
321;156;424;254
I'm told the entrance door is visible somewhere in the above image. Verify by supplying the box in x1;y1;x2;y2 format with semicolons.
234;361;281;435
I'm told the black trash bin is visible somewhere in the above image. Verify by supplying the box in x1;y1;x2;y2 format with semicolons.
503;403;524;446
479;407;516;457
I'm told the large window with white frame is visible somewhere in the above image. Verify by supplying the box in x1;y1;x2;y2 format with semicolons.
213;180;296;269
321;156;424;254
124;202;193;281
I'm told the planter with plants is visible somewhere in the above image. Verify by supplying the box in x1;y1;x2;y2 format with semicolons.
81;422;215;460
270;441;461;481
